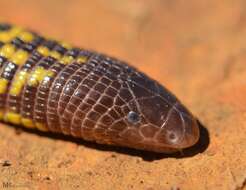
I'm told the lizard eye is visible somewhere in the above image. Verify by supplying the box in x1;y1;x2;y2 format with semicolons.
127;111;140;124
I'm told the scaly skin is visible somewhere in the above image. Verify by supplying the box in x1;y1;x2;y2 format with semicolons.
0;23;199;153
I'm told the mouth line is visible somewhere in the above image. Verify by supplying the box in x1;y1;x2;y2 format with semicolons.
139;138;189;149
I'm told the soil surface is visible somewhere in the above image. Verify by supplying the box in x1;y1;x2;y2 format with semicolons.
0;1;245;190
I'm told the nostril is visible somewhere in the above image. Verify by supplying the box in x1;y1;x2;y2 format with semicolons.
169;133;176;140
156;109;184;145
167;131;178;143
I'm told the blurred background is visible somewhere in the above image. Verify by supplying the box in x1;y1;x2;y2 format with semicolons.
0;1;246;190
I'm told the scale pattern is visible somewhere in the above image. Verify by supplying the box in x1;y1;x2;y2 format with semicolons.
0;23;200;153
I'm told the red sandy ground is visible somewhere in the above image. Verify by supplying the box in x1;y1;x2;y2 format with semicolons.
0;1;245;190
